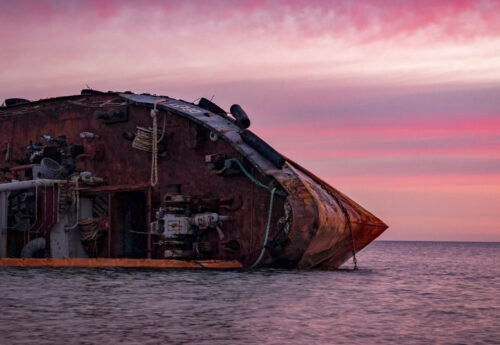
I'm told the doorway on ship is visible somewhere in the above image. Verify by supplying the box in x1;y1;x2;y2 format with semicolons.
111;191;148;258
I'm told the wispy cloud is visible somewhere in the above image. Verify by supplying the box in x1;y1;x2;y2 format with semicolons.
1;0;500;96
1;0;499;240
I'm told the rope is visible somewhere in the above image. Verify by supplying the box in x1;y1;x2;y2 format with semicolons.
150;99;166;187
226;158;276;268
323;187;358;270
67;177;80;230
132;118;166;152
151;109;158;186
132;128;155;152
67;99;127;108
78;218;102;242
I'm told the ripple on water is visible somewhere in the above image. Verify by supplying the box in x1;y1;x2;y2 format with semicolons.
0;241;498;345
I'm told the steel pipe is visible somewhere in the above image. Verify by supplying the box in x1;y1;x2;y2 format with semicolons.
0;179;67;192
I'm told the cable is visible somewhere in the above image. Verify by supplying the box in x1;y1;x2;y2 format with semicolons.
227;158;268;189
226;158;276;268
250;187;276;269
323;187;358;270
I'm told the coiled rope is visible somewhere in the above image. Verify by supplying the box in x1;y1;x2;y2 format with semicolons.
227;158;276;269
78;218;102;242
132;127;157;152
132;99;167;185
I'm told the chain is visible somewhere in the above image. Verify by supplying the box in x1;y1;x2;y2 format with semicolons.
323;187;358;270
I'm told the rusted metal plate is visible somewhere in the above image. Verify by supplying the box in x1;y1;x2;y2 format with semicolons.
287;159;388;269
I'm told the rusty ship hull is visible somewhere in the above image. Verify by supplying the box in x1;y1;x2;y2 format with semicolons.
0;91;387;269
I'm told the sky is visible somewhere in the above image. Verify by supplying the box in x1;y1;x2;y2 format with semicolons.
1;0;499;241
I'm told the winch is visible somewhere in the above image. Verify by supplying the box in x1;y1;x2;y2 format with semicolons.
150;193;229;259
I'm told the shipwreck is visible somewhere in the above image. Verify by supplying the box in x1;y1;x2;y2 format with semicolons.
0;90;387;269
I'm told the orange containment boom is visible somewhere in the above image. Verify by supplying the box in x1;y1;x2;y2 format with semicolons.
0;258;243;269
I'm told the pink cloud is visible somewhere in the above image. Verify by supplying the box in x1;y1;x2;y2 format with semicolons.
1;0;499;93
328;173;500;241
2;0;499;42
1;1;500;241
284;146;500;160
256;117;500;137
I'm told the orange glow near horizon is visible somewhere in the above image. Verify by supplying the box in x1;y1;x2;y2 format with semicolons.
1;0;499;241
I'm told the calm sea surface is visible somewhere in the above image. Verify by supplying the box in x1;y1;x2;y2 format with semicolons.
0;241;498;345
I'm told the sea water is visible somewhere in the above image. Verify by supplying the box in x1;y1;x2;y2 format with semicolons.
0;241;498;344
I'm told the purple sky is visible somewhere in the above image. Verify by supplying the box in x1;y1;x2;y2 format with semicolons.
1;0;499;241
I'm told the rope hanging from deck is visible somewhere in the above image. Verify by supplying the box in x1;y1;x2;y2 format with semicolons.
323;187;358;270
150;99;167;187
141;98;167;187
132;111;167;154
131;99;167;187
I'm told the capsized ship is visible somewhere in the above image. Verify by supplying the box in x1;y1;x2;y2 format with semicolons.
0;90;387;269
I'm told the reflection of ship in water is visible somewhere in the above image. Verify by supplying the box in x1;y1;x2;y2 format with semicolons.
0;90;387;269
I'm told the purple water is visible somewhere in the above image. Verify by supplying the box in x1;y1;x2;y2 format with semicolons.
0;241;498;344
